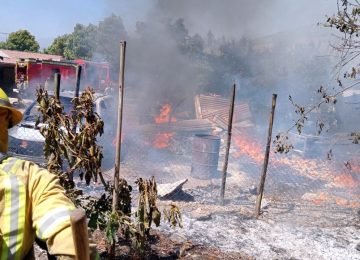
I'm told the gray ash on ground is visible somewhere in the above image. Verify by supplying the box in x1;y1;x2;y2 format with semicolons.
90;227;251;259
154;182;360;260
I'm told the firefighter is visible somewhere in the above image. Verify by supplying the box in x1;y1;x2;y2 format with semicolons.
0;87;81;259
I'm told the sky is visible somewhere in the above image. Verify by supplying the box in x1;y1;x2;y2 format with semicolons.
0;0;338;48
0;0;151;48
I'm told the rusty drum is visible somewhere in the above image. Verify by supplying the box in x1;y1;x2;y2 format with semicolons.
191;134;221;179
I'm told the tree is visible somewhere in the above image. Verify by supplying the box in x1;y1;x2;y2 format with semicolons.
1;29;39;52
45;14;127;78
44;34;71;56
186;33;205;55
45;24;97;60
64;24;97;60
206;30;215;48
95;14;127;77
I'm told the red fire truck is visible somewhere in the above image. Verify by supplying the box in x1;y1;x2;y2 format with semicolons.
15;58;111;97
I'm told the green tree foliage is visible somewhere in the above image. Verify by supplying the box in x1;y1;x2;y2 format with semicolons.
45;24;96;60
0;41;6;49
44;34;71;56
64;24;97;60
96;14;127;76
1;29;39;52
45;14;126;77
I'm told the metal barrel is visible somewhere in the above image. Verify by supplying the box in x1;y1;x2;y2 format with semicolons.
191;134;221;179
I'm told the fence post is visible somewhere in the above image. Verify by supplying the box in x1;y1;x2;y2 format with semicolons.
112;41;127;212
220;84;236;205
75;65;82;98
54;73;61;100
255;94;277;218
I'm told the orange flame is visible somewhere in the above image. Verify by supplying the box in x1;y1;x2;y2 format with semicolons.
152;104;176;149
233;135;263;163
311;192;329;205
232;134;359;207
155;104;176;124
303;192;359;208
153;132;174;149
333;173;358;189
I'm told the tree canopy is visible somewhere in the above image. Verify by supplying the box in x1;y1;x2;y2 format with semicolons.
0;29;40;52
46;24;97;60
45;14;127;76
44;34;71;57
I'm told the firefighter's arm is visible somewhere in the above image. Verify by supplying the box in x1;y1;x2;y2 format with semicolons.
27;162;76;258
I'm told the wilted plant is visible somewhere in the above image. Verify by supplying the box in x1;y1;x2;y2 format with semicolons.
163;204;183;229
273;132;294;154
36;86;182;256
135;177;161;236
36;86;106;189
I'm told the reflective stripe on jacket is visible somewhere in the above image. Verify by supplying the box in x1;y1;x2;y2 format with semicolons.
0;156;76;258
0;158;26;260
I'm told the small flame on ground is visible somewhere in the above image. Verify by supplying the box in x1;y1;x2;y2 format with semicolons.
233;135;263;164
333;173;358;189
304;191;360;208
232;134;359;207
311;192;329;205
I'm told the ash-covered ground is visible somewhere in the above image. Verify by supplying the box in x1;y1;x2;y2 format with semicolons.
156;187;360;260
76;132;360;259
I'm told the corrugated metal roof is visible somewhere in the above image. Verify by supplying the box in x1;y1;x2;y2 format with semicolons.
195;94;252;123
0;49;62;65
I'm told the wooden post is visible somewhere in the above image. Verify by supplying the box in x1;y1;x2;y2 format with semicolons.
54;73;61;100
70;208;90;260
70;65;82;180
75;65;82;98
112;41;126;212
73;65;82;130
255;94;277;218
220;84;236;205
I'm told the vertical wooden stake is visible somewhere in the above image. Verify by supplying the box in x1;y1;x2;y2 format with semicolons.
220;84;236;205
70;65;83;180
112;41;126;213
75;65;82;98
70;208;90;260
54;73;61;100
255;94;277;218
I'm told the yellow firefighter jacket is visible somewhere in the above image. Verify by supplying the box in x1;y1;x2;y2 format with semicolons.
0;154;76;259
